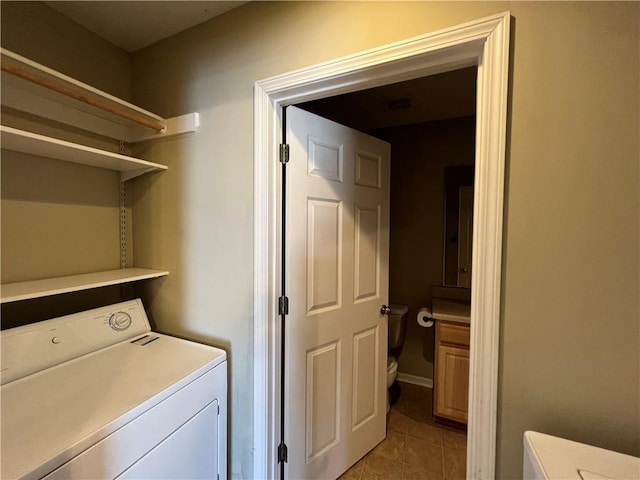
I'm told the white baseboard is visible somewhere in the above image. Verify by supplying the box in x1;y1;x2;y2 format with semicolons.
396;372;433;389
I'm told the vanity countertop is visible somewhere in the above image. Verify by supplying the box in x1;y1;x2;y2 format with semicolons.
432;298;471;325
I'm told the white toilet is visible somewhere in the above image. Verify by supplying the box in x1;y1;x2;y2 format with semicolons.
386;356;398;390
387;303;409;412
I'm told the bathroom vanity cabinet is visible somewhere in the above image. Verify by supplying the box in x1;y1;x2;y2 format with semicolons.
434;320;470;425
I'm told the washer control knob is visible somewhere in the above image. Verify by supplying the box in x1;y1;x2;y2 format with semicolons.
109;312;132;331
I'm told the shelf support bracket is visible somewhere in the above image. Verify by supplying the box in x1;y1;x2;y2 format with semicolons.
130;113;200;143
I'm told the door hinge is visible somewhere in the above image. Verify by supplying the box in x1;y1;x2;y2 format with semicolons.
278;295;289;315
278;443;288;463
217;404;220;415
279;143;290;164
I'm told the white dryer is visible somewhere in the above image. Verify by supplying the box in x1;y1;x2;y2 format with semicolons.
523;431;640;480
1;299;227;480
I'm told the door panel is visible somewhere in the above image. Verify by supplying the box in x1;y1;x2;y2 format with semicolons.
308;136;343;181
307;199;343;313
286;106;390;479
354;151;382;188
352;326;379;429
354;205;380;302
306;341;340;460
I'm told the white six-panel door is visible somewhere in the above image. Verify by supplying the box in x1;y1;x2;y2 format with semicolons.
285;106;390;479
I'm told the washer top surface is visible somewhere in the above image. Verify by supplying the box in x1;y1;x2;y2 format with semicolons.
1;330;226;480
524;431;640;480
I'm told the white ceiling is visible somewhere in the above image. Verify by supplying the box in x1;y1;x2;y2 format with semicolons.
45;1;248;52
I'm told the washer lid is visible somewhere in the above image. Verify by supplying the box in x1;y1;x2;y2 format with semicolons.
1;332;226;480
524;431;640;480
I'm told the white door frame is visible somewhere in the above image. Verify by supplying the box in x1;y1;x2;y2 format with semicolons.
254;11;510;480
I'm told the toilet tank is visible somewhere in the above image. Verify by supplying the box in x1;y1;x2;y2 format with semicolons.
388;304;409;353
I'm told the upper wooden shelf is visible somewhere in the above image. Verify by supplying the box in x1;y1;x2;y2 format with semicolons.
1;48;198;142
1;125;168;181
1;268;169;303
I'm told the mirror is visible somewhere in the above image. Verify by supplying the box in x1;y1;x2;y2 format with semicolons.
443;166;474;287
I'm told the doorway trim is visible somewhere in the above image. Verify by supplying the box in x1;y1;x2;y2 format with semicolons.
254;11;510;480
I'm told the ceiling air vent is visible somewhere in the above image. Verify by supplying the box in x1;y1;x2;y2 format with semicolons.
385;97;412;111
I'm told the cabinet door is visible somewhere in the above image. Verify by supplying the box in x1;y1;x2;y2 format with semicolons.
435;344;469;423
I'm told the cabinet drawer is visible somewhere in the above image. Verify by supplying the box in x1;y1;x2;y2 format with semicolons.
438;322;470;347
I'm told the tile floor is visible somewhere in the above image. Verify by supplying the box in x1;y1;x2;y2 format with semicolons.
339;382;467;480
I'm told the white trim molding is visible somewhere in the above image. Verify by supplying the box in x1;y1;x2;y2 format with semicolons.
397;373;434;389
254;11;510;480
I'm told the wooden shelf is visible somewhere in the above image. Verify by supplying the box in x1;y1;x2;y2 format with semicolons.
1;48;199;142
0;49;180;304
1;125;168;181
1;268;169;303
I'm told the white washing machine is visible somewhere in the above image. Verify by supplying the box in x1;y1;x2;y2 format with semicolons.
523;431;640;480
1;299;227;480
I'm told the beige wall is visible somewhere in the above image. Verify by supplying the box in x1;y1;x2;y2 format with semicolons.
0;1;131;100
498;2;639;472
2;2;638;479
0;1;131;99
131;3;639;478
1;151;121;283
377;117;475;380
